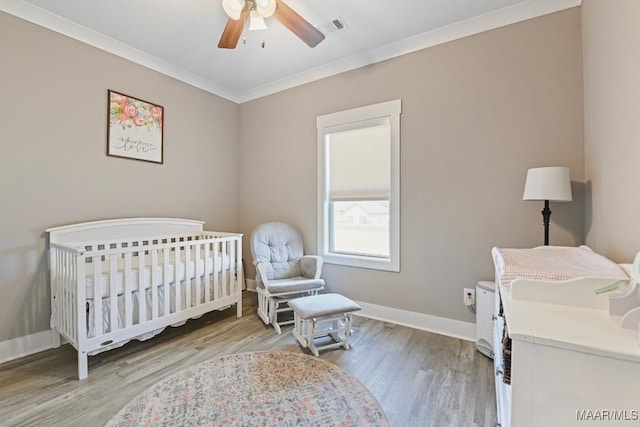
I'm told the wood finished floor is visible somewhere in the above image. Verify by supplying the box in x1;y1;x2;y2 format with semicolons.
0;292;496;427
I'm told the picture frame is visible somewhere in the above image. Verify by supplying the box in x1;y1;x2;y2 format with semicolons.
107;90;164;164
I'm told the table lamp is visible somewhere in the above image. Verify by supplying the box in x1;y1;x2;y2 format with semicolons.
523;166;572;245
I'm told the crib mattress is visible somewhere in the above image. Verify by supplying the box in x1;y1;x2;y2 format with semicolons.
85;253;230;299
492;245;627;286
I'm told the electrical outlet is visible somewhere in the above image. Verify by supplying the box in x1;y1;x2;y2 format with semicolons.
463;288;475;306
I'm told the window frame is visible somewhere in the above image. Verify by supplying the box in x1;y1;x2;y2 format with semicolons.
317;99;401;272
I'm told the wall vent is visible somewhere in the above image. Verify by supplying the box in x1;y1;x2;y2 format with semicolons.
331;18;345;30
318;17;348;35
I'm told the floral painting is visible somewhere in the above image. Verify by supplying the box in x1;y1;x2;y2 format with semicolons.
107;90;164;163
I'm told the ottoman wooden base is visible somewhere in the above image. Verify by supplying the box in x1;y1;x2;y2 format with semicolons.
288;293;362;357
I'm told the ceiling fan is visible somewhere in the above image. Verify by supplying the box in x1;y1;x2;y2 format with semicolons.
218;0;325;49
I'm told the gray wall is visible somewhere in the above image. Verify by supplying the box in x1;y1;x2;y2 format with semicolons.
238;8;585;323
0;12;240;341
0;6;587;345
583;0;640;263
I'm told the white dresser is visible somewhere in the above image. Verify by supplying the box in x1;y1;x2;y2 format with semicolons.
493;279;640;427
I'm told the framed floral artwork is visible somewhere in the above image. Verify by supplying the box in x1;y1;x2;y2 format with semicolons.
107;90;164;164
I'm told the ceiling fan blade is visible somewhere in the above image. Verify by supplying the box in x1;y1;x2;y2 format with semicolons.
274;0;325;48
218;8;250;49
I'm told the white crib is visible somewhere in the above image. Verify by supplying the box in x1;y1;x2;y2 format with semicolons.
47;218;243;380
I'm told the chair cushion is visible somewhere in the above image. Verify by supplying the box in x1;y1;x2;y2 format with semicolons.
266;277;325;294
251;222;304;281
288;293;361;320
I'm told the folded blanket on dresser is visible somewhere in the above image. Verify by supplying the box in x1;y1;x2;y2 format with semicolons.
491;245;628;286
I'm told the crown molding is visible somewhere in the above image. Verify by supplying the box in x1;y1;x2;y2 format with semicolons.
0;0;239;102
2;0;580;104
236;0;581;102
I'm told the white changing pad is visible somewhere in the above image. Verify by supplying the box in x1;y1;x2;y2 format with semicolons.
492;245;628;286
85;253;231;299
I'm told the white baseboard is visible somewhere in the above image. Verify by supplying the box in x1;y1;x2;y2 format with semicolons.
245;289;475;340
245;278;256;292
0;299;474;366
0;330;55;365
354;300;476;342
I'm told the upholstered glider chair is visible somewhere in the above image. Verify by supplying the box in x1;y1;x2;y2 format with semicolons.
251;222;325;334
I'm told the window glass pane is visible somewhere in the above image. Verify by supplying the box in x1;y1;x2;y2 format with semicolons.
331;200;390;257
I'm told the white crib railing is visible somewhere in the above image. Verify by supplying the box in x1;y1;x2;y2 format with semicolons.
48;223;242;380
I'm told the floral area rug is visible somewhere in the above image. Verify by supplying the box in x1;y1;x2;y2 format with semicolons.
106;351;388;426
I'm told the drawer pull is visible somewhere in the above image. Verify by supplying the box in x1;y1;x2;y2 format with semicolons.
496;368;504;376
492;314;497;321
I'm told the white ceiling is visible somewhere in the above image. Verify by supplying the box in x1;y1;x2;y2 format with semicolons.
2;0;579;103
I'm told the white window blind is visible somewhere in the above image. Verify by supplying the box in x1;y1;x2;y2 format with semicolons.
327;117;391;201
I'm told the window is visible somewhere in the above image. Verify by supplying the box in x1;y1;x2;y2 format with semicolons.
317;99;401;271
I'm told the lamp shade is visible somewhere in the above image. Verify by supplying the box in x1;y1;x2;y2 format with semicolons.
523;167;572;202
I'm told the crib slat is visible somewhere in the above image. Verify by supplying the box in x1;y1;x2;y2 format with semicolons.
184;244;191;309
54;250;63;339
236;238;243;317
204;242;211;303
163;248;170;316
151;249;159;319
76;253;87;346
174;245;181;312
109;253;118;333
68;250;77;344
56;250;64;338
92;255;103;336
64;251;71;341
194;243;202;306
230;239;236;295
221;241;229;297
138;246;146;323
124;252;133;328
213;242;220;300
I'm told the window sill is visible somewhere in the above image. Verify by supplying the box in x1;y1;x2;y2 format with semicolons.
323;253;399;272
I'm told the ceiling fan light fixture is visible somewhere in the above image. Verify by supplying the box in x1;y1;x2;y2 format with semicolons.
222;0;246;20
255;0;276;18
249;10;268;30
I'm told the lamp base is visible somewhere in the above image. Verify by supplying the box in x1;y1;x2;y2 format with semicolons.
542;200;551;246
